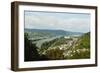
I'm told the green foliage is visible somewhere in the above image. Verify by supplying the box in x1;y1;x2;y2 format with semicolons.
24;32;50;61
45;48;64;60
51;37;67;47
75;32;90;49
24;32;40;61
41;37;68;49
66;49;90;59
65;32;90;59
41;38;57;50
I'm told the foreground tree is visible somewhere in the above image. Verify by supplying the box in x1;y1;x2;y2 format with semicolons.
24;33;40;61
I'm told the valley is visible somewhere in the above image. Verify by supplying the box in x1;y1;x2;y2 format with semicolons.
24;29;90;61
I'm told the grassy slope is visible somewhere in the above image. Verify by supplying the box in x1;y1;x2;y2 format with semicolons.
66;32;90;59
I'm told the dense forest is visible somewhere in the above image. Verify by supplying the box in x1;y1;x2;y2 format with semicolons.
24;30;90;61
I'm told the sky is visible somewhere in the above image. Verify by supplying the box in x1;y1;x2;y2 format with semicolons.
24;11;90;33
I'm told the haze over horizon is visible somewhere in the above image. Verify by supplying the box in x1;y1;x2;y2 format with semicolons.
25;11;90;33
25;28;90;33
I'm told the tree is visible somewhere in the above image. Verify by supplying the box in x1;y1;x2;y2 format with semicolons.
24;33;40;61
45;47;64;60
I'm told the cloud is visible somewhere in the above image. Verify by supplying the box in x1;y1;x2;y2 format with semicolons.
25;11;90;32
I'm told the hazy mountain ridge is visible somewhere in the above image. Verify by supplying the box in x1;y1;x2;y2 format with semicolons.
25;28;83;36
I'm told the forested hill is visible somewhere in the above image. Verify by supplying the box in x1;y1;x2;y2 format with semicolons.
67;32;90;59
76;32;90;49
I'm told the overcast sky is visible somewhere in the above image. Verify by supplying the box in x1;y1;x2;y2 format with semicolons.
24;11;90;33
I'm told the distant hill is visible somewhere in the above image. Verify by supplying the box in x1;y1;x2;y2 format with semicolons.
25;29;83;36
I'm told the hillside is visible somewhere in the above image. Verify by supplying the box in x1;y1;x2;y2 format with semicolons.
39;32;90;60
24;29;90;61
75;32;90;49
63;32;90;59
